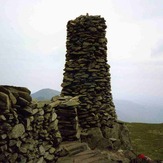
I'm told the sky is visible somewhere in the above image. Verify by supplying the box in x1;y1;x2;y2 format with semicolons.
0;0;163;106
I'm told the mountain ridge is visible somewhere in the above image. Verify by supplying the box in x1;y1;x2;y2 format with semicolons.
31;88;60;100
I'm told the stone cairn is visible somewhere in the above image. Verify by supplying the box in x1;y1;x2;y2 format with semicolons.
60;15;132;150
61;14;116;128
0;86;61;163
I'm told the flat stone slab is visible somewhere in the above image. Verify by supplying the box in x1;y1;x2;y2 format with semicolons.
60;141;90;156
57;141;112;163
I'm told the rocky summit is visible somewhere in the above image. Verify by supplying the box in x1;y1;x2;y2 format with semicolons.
0;15;141;163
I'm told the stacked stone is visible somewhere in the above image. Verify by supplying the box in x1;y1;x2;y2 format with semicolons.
61;15;117;128
53;96;80;141
0;86;61;163
28;102;61;162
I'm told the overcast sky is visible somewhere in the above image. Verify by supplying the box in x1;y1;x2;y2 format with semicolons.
0;0;163;105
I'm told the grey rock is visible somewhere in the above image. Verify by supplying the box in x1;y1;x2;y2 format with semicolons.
39;145;45;155
9;123;25;139
37;157;44;163
0;92;10;109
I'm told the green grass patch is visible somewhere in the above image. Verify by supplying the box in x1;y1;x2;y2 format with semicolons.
126;122;163;160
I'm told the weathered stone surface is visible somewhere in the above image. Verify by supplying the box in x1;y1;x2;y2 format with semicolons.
0;86;18;106
101;122;132;150
9;123;25;138
57;141;131;163
80;127;112;150
0;92;11;109
37;156;44;163
17;97;29;106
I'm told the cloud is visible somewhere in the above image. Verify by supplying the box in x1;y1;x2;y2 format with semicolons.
151;40;163;58
112;0;163;20
110;60;163;101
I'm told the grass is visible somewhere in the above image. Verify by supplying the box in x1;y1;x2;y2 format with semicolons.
126;122;163;160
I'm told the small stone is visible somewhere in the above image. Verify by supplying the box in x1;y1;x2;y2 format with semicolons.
32;108;39;115
22;106;33;115
39;145;45;155
25;118;31;128
17;155;27;163
0;134;7;139
9;153;18;163
49;100;61;107
45;113;51;119
45;153;55;161
37;157;44;163
29;116;34;122
0;144;7;152
0;115;6;121
0;92;11;109
49;120;58;130
65;100;79;106
37;115;44;121
3;122;12;131
49;147;56;154
109;138;117;142
44;144;52;151
39;110;44;115
51;95;60;101
20;146;28;153
51;113;57;121
17;97;29;106
9;140;17;146
9;92;17;105
0;140;7;146
9;123;25;139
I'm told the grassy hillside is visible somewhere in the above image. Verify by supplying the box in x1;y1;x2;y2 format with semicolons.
126;123;163;160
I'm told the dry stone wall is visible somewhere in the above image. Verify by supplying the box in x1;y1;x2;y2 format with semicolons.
54;96;80;141
0;86;61;163
61;15;116;128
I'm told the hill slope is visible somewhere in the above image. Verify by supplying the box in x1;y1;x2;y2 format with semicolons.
31;88;60;100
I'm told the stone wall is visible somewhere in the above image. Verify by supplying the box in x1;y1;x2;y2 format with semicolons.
51;95;80;141
0;86;61;163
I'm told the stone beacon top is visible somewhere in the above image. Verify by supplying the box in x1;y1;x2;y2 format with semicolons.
61;14;116;129
67;14;106;27
65;14;107;60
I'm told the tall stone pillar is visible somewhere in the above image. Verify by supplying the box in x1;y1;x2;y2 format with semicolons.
60;14;132;150
61;15;117;128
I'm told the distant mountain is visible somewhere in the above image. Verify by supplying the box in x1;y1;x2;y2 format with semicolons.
31;89;162;123
114;99;163;123
31;88;60;100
